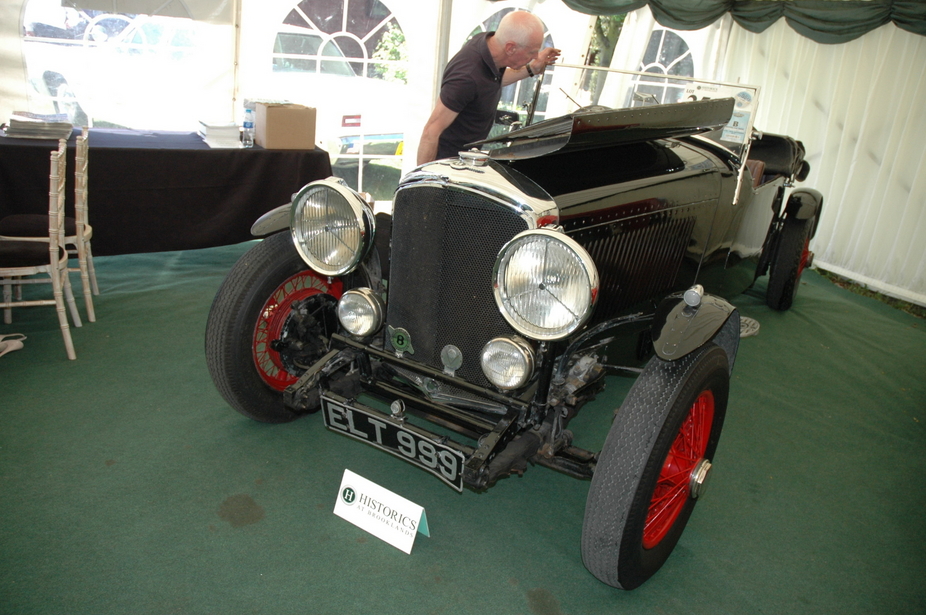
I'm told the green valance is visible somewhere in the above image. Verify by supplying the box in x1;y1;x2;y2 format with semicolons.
559;0;926;44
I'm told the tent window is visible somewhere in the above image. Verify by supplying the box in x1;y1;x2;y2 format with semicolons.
20;0;234;130
631;29;694;106
270;0;408;200
274;0;406;84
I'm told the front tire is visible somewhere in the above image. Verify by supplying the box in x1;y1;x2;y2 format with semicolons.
205;232;343;423
582;344;729;589
766;215;814;311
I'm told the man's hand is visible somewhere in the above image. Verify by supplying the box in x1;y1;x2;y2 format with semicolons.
502;46;561;86
536;46;561;69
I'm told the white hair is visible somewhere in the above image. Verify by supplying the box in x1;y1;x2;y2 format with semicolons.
496;11;543;48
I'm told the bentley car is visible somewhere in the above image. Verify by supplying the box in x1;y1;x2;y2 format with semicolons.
205;67;823;589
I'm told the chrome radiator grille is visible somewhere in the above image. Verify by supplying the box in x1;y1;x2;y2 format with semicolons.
385;185;529;388
574;206;700;318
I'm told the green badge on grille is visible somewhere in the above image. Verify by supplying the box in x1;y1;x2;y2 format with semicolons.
388;326;414;355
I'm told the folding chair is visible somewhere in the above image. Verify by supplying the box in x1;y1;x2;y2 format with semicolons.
0;129;98;321
0;139;82;359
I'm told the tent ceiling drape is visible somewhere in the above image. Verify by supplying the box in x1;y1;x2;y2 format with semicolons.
560;0;926;43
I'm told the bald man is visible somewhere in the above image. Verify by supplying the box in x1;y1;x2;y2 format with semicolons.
417;11;560;164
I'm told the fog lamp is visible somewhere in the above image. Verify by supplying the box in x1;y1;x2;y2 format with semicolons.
480;336;535;390
337;288;384;338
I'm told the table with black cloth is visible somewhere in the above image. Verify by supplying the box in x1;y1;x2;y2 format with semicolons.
0;129;332;256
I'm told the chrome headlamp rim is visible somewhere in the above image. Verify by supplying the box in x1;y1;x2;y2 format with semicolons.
480;335;536;390
493;228;599;341
289;177;374;277
337;287;384;338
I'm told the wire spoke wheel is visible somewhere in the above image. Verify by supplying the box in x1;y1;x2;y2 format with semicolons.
582;343;730;589
767;215;814;310
252;270;341;391
205;232;343;423
643;390;714;549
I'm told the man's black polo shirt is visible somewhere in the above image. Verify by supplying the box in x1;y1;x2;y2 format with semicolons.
437;32;506;159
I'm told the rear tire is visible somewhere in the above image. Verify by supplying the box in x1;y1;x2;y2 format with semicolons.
766;216;813;311
205;232;343;423
582;344;729;589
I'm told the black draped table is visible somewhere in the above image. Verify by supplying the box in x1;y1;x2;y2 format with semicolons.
0;129;332;255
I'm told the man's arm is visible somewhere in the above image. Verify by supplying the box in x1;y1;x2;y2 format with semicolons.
417;99;460;165
501;67;527;87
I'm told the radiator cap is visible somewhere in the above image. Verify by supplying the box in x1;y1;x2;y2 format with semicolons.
456;149;490;167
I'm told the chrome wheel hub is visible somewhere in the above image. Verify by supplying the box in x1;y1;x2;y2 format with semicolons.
689;459;712;499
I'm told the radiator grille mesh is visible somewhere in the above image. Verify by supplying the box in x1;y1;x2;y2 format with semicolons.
577;209;698;317
386;185;528;387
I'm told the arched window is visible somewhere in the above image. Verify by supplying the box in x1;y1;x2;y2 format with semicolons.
631;29;694;105
271;0;408;200
273;0;407;84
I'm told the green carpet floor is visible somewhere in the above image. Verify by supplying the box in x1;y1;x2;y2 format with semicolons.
1;242;924;615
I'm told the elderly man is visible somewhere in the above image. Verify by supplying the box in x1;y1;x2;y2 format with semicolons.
417;11;560;164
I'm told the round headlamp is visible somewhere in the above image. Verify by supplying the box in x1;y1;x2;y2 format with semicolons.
481;336;535;390
493;229;599;341
337;288;384;338
290;178;373;276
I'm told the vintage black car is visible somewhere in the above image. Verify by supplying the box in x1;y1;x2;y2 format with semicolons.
205;68;823;589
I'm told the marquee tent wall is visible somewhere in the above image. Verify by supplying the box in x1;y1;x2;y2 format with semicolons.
609;5;926;306
1;0;923;305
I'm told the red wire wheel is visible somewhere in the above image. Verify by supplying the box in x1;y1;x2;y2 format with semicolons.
767;215;815;310
582;343;730;590
798;236;812;278
643;390;715;549
252;270;343;390
207;232;348;423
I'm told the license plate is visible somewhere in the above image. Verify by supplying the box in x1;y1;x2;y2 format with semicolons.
322;396;465;491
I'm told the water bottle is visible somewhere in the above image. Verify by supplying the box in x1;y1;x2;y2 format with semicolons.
242;106;255;148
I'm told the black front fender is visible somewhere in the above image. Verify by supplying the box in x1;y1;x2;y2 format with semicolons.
250;204;290;237
786;188;824;237
652;293;740;372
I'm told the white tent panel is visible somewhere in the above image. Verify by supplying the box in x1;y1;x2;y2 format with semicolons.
722;18;926;306
611;6;926;306
0;3;30;119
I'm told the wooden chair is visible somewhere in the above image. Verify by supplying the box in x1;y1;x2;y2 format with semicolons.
0;129;98;322
0;139;82;360
72;130;97;320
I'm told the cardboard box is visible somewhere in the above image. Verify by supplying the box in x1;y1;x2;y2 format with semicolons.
255;103;316;149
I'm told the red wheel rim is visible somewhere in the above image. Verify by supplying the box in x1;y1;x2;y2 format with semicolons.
798;237;811;277
252;270;342;391
643;389;715;549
